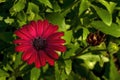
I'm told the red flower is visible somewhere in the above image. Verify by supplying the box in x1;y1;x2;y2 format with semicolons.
14;20;66;68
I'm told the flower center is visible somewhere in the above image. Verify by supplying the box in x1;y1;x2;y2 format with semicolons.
33;37;46;51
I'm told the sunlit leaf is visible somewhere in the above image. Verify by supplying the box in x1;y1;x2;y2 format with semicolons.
109;55;120;80
14;53;22;68
107;42;119;54
4;17;14;24
52;1;61;12
0;77;6;80
91;5;112;26
104;54;120;80
0;69;9;77
63;30;72;44
65;60;72;75
46;13;66;31
91;21;120;37
55;62;61;80
63;43;79;59
6;64;14;72
79;0;89;15
26;2;40;21
0;0;6;3
77;54;109;69
10;0;26;15
30;68;40;80
0;16;3;21
98;0;116;14
17;11;27;26
38;0;52;8
27;2;39;14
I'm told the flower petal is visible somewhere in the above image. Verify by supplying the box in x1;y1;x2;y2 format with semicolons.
27;49;37;64
38;50;46;66
14;39;31;44
43;20;49;32
15;44;32;52
35;57;41;68
47;39;65;45
43;24;58;38
47;32;64;40
37;20;44;36
22;47;34;61
47;45;66;52
15;25;33;40
15;30;29;40
27;23;37;38
45;48;59;59
44;54;55;66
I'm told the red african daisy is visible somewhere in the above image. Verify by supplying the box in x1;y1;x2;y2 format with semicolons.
14;20;66;68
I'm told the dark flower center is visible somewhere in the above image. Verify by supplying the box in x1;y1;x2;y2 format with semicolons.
33;37;46;51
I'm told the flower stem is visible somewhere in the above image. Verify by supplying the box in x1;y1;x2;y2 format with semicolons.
64;45;90;60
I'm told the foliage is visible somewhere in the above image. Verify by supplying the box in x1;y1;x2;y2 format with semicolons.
0;0;120;80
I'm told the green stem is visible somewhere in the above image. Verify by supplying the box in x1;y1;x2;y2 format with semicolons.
64;45;90;60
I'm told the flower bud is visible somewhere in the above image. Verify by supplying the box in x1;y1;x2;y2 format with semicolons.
107;42;119;54
86;31;105;46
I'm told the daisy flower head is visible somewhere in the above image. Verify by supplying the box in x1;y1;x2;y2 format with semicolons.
14;20;66;68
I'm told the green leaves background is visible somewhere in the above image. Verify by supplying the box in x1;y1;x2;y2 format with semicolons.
0;0;120;80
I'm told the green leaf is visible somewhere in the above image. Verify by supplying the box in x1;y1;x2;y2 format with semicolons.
98;0;116;14
65;60;72;75
27;2;40;21
17;11;27;26
0;69;9;77
0;77;6;80
10;0;26;15
27;11;35;21
14;53;22;68
55;62;61;80
52;1;61;12
6;64;14;72
91;21;120;37
107;42;119;54
55;61;68;80
109;55;120;80
17;11;26;22
38;0;52;8
67;71;81;80
79;0;89;15
63;43;79;59
63;30;72;44
27;2;39;14
78;54;109;69
30;68;40;80
8;76;16;80
82;27;89;40
0;0;6;3
74;63;100;80
42;64;49;73
88;71;101;80
61;70;68;80
4;17;14;25
91;5;112;26
0;16;3;21
116;17;120;25
46;13;66;31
